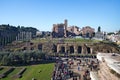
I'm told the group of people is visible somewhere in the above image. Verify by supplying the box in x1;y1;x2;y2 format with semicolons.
77;58;99;71
51;57;99;80
52;60;73;80
76;58;99;80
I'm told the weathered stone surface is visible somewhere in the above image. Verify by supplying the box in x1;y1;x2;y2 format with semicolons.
2;41;120;54
98;62;119;80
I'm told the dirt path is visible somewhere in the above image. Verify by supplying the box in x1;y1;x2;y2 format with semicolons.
68;60;90;80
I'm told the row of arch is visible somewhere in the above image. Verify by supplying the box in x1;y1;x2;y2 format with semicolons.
22;42;118;54
38;44;91;54
55;45;91;54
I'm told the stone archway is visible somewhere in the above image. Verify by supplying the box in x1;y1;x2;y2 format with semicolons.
61;46;65;53
107;50;111;53
87;47;91;53
70;46;74;53
86;32;90;38
38;44;42;51
52;44;57;52
78;46;82;54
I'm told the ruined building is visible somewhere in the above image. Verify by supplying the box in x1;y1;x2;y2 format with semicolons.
52;19;68;38
52;20;95;38
80;26;95;38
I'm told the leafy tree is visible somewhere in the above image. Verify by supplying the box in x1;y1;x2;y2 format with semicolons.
1;55;9;65
98;26;101;32
0;24;38;46
107;32;114;35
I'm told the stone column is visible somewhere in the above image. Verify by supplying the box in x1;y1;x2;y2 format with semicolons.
74;45;78;54
16;36;17;41
57;44;60;53
82;45;88;54
65;44;67;53
18;33;20;41
29;32;32;40
91;48;93;54
22;32;24;41
81;46;84;54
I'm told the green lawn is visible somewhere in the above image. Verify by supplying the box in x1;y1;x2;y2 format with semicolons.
1;63;54;80
0;67;9;74
3;68;22;80
18;63;54;80
31;37;100;43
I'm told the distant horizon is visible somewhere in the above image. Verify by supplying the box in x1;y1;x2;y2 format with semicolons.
0;19;119;33
0;0;120;32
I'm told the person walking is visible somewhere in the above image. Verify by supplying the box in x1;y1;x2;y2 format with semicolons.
78;65;80;71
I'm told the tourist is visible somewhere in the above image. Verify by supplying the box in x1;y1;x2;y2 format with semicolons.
78;65;80;71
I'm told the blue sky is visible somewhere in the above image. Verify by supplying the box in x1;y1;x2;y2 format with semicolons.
0;0;120;32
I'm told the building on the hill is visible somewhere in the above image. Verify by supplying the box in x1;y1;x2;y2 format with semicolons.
52;19;81;38
80;26;95;38
36;31;51;38
107;34;120;43
94;31;107;40
0;24;19;47
16;31;32;41
52;20;95;38
52;19;67;38
67;26;80;36
52;23;65;38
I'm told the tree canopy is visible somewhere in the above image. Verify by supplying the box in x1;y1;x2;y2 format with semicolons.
98;26;101;32
0;24;38;46
0;50;47;66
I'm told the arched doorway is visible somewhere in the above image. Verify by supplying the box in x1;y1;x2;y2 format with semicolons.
52;45;57;52
61;46;65;53
70;46;74;53
38;44;42;51
86;32;90;38
87;47;90;53
78;46;82;53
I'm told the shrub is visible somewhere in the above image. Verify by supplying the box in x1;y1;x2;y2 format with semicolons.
0;67;3;70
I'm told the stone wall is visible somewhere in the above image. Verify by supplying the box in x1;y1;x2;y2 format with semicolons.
4;41;119;54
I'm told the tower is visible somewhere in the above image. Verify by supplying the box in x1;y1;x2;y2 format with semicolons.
64;19;67;37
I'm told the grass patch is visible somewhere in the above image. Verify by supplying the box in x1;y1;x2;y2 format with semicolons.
17;63;54;80
3;68;22;80
0;68;9;74
1;63;54;80
31;38;100;43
